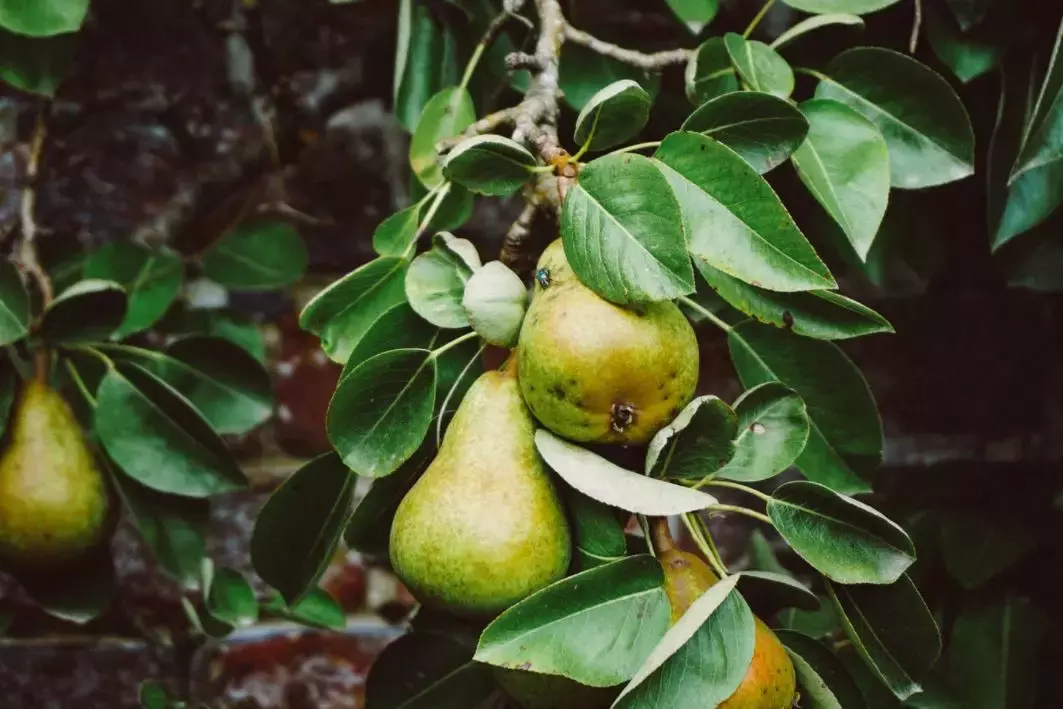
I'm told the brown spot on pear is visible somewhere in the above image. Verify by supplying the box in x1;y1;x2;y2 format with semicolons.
389;361;572;617
0;380;111;574
518;240;699;444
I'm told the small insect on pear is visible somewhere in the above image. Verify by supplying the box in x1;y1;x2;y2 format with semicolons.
535;268;551;289
610;402;636;433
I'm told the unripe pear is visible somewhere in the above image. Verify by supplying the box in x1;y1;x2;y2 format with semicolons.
517;240;699;444
0;379;111;573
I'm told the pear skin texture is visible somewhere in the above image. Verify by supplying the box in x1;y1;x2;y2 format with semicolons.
389;368;572;617
659;549;797;709
493;667;618;709
517;240;699;444
0;380;111;572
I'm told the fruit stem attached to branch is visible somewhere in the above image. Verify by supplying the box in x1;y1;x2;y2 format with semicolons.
649;516;677;554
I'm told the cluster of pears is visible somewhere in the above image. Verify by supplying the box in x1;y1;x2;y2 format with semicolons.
389;240;793;707
0;377;111;577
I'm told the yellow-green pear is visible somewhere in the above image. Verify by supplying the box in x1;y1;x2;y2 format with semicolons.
389;362;572;617
517;240;699;444
0;379;111;573
655;521;796;709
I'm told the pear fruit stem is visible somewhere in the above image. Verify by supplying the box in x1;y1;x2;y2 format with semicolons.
649;516;676;555
33;348;51;384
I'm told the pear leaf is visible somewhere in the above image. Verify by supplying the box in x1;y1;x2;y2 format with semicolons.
574;79;652;152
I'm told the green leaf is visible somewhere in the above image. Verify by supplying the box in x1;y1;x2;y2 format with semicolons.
110;468;209;589
373;184;474;258
22;553;114;624
567;489;627;571
343;303;440;377
770;14;864;50
573;79;652;152
939;512;1037;590
462;260;528;348
724;33;794;98
205;566;258;628
409;86;476;188
681;91;809;174
686;37;738;106
0;356;17;435
792;98;891;259
780;0;902;13
139;680;169;709
299;256;409;364
160;308;267;362
39;279;127;344
696;261;893;339
393;0;460;132
442;135;535;196
768;481;915;584
728;321;882;493
328;348;437;477
95;361;247;498
536;429;718;515
0;258;30;345
777;630;865;709
405;235;477;328
925;3;1010;83
654;131;835;292
945;596;1045;709
1009;19;1063;187
644;395;738;480
828;575;941;701
614;574;754;708
715;382;809;483
561;152;693;304
0;29;73;96
251;454;355;604
83;243;183;337
345;444;429;555
815;48;975;189
475;555;671;687
201;220;307;291
736;570;821;614
0;0;89;37
561;42;661;112
373;203;422;258
666;0;718;34
367;633;496;709
261;587;347;631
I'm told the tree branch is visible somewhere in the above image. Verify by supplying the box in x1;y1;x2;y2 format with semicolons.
18;106;53;309
511;0;566;167
564;25;692;70
437;106;523;154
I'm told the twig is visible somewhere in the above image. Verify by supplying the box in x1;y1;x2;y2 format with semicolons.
437;106;523;154
909;0;923;54
18;106;53;309
563;25;692;70
501;200;539;270
511;0;567;166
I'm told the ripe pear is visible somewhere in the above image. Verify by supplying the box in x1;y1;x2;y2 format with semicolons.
389;362;572;617
517;240;699;445
659;544;797;709
0;379;111;573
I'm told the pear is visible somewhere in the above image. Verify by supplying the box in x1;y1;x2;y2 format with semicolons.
0;380;111;573
656;522;796;708
517;240;699;444
389;362;572;617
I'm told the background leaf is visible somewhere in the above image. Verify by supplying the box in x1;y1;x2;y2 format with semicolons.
536;430;718;515
682;91;809;174
251;454;355;604
366;633;497;709
792;98;891;259
561;43;661;111
300;257;409;364
475;556;671;687
0;29;74;96
655;131;835;293
768;481;916;585
409;86;476;188
770;14;864;50
205;566;258;629
828;575;942;701
562;152;693;304
780;0;902;13
83;243;183;337
939;512;1037;589
0;0;89;37
0;259;30;346
728;321;883;493
567;489;628;570
715;382;810;483
95;361;246;497
816;48;974;189
261;587;347;630
39;280;127;344
777;630;865;709
328;348;437;477
393;0;460;132
666;0;718;34
201;220;307;291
